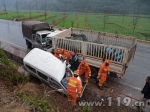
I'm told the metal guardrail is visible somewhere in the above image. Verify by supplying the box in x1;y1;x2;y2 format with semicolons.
54;38;127;64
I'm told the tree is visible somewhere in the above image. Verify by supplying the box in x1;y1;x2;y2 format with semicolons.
122;5;127;23
103;7;109;31
36;1;38;13
15;0;19;14
62;0;67;27
85;0;89;29
132;0;141;34
2;0;8;19
44;0;47;20
71;20;74;27
29;3;31;19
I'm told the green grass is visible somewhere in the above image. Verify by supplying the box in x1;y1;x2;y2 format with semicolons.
0;49;29;86
57;14;76;28
0;11;42;20
0;11;150;40
44;13;64;25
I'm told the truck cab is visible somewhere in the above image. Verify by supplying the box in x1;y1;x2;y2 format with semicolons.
22;20;54;50
32;30;51;49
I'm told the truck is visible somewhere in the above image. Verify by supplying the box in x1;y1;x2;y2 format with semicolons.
22;21;137;79
22;20;54;49
23;48;87;95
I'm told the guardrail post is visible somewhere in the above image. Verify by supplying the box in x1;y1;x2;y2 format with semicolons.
98;32;101;43
81;42;87;58
123;49;129;64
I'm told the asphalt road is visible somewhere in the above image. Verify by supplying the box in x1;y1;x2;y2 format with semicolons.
0;19;150;100
0;19;26;48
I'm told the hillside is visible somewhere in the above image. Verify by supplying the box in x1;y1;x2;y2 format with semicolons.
0;0;150;14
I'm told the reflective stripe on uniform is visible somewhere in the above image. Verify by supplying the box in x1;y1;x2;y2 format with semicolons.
68;83;77;88
68;79;77;88
78;91;81;93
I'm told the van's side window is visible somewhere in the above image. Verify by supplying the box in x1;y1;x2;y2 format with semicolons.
37;71;48;80
26;64;36;73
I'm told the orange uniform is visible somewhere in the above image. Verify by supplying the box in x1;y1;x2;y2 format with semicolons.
77;60;91;82
54;49;60;59
67;76;82;105
97;60;110;87
60;49;70;63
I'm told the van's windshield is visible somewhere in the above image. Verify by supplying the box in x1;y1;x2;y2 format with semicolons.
61;67;73;89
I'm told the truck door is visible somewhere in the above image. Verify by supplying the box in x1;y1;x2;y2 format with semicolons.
33;34;42;48
46;37;52;48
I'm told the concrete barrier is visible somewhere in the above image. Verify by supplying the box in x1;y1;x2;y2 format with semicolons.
0;39;29;64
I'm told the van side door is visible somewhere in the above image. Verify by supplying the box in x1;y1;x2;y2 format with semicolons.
37;71;50;87
49;78;63;90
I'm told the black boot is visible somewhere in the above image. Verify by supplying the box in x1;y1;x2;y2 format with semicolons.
104;83;109;88
98;86;103;90
96;78;99;85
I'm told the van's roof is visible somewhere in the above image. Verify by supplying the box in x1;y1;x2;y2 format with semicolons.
23;48;66;82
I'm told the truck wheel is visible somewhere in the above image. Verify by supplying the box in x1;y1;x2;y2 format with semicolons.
90;66;98;78
26;40;32;49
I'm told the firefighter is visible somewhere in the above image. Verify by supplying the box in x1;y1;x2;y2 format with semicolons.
60;49;70;63
97;59;110;90
67;70;82;106
54;48;60;59
69;51;79;71
77;60;91;83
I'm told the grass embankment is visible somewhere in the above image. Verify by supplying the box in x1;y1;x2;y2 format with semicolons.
0;48;29;86
0;49;50;112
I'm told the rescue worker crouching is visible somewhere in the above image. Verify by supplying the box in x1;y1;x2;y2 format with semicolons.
97;59;110;90
69;51;79;71
67;70;82;106
60;48;70;63
77;60;91;83
54;48;60;59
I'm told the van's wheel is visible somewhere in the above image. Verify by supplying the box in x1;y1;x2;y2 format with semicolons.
26;39;32;49
90;66;98;78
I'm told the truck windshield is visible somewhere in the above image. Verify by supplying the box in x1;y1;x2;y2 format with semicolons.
61;67;73;89
41;33;50;43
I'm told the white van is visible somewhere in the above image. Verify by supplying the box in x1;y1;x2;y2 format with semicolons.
23;48;85;94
